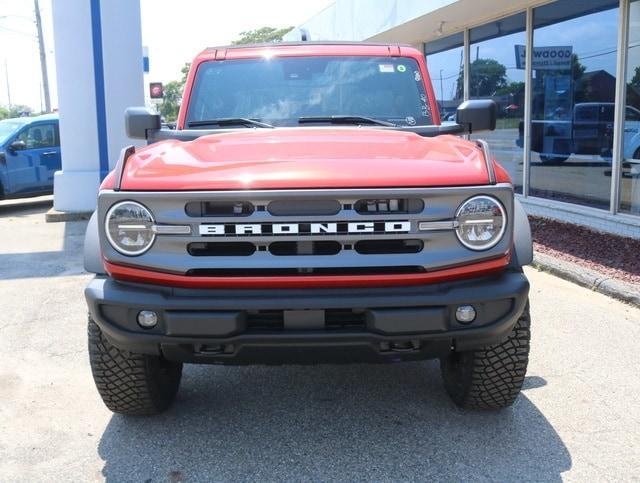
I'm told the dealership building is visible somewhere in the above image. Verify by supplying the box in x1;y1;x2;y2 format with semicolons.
286;0;640;238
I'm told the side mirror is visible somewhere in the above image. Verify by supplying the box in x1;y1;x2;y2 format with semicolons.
8;140;27;152
456;100;497;133
125;107;161;139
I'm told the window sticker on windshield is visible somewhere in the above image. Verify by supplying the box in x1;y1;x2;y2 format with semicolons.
414;70;421;82
397;65;406;73
379;64;395;73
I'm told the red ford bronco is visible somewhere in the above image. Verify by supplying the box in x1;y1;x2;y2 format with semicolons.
84;42;532;415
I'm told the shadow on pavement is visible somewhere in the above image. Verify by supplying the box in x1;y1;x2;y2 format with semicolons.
98;363;570;481
0;202;88;280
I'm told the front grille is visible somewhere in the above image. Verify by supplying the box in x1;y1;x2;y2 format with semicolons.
100;186;513;277
246;309;366;331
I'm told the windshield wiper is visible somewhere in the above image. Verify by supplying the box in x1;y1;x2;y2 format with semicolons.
187;118;274;129
298;115;396;127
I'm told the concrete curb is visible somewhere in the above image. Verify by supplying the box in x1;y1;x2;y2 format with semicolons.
45;208;92;223
532;252;640;308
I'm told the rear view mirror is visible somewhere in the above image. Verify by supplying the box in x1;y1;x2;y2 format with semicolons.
9;140;27;152
125;107;161;139
456;100;497;133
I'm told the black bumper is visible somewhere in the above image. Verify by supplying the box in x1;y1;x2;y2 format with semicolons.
85;270;529;364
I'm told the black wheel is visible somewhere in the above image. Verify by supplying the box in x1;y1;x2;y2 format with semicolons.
440;302;531;410
539;154;569;164
88;317;182;416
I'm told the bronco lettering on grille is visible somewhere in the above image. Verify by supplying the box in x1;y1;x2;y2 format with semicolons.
198;221;411;236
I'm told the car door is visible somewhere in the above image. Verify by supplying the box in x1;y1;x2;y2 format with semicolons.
5;122;59;194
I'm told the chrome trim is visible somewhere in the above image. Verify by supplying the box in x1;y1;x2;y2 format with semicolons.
152;225;192;235
418;220;458;231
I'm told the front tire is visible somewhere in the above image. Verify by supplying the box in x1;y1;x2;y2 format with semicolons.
88;317;182;415
440;302;531;410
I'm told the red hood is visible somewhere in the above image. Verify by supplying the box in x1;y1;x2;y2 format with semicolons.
119;128;492;191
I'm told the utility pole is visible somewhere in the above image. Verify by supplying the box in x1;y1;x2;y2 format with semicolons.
4;59;10;109
34;0;50;113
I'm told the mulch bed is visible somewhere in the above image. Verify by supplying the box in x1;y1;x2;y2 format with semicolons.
530;217;640;286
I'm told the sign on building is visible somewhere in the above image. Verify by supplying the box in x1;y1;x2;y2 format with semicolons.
515;45;573;70
149;82;163;99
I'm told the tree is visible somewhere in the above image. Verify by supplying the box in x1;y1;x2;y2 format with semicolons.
158;62;190;122
231;26;294;45
456;58;508;98
631;66;640;90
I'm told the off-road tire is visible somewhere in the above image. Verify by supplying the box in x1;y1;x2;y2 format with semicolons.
440;302;531;410
88;317;182;416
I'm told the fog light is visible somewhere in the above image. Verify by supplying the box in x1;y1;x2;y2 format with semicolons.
137;310;158;328
455;305;476;324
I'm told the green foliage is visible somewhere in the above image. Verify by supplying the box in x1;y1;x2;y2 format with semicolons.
631;66;640;90
0;105;33;120
231;26;294;45
456;58;508;98
158;80;183;122
157;62;191;122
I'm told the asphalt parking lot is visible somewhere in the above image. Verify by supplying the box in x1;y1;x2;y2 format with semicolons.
0;198;639;482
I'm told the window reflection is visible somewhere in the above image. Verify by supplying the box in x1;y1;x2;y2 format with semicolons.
425;33;464;122
620;0;640;214
469;13;526;193
529;0;619;209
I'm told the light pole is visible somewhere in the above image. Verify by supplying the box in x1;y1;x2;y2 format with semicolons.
4;58;10;110
34;0;51;113
439;68;444;110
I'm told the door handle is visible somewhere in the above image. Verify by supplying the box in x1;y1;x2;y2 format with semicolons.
42;151;57;156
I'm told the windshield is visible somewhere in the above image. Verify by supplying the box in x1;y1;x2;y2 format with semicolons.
186;56;433;128
0;120;24;145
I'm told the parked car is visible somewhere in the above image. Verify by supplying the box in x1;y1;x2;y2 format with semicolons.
0;114;61;199
83;42;533;415
517;103;640;163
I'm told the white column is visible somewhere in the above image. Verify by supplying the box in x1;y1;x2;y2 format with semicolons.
51;0;144;213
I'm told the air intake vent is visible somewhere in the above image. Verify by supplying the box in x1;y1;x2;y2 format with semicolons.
354;198;424;214
354;239;423;255
186;201;254;217
188;242;256;256
269;241;341;256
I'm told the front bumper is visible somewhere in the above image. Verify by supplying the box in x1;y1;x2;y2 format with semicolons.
85;270;529;364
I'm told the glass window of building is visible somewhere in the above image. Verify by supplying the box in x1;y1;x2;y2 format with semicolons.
620;0;640;215
469;13;526;193
529;0;619;209
425;32;464;122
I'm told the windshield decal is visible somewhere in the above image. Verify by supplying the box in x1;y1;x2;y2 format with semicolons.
378;64;395;73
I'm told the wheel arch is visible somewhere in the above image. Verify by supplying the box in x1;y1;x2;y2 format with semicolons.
84;211;105;274
511;198;533;267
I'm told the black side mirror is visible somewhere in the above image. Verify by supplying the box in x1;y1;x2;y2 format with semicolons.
125;107;161;139
456;100;497;133
8;140;27;152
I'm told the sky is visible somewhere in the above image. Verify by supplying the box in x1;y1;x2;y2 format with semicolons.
0;0;334;111
1;0;638;111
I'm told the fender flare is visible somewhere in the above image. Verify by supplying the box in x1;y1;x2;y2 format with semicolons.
84;211;105;274
511;198;533;267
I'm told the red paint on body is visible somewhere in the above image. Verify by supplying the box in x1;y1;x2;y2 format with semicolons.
118;129;492;191
104;254;510;289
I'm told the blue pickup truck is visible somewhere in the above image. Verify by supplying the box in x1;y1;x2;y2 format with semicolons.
0;114;61;199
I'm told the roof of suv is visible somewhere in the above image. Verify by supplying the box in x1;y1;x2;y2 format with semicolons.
204;41;413;51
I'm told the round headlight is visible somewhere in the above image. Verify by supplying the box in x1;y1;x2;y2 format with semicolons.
455;195;506;251
105;201;155;255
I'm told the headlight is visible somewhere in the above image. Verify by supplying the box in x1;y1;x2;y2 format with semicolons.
455;195;506;250
105;201;155;255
